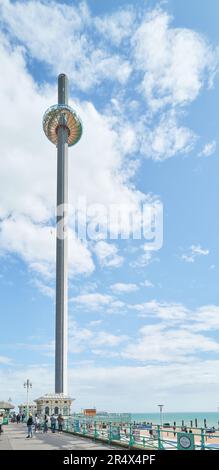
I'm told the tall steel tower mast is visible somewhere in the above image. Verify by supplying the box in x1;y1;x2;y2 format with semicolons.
43;74;82;394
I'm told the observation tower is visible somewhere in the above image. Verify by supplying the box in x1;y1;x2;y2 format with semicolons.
43;74;82;396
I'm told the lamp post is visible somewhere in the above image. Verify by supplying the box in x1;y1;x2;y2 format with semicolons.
158;404;164;428
43;74;82;394
24;379;32;417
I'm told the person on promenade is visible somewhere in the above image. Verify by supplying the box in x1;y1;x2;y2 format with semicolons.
43;414;48;433
51;414;56;433
0;413;3;434
34;415;40;433
57;414;64;433
22;413;25;423
16;413;20;424
26;413;33;438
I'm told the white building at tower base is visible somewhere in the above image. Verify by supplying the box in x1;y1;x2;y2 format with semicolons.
35;393;74;416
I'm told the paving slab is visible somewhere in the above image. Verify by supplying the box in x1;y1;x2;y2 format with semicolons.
0;423;121;450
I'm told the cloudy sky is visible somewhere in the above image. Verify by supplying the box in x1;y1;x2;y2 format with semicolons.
1;0;219;413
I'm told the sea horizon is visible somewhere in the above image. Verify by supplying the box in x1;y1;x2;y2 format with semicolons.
73;410;219;428
130;411;219;427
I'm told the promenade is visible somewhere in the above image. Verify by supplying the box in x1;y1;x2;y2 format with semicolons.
0;423;120;450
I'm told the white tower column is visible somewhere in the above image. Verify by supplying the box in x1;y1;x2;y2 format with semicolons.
55;74;68;394
43;73;82;397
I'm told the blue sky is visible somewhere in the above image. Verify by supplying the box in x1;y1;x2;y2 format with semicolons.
1;0;219;412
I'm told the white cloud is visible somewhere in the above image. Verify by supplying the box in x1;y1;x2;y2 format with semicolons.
0;2;217;168
0;355;12;365
72;293;113;310
110;282;138;293
122;324;219;363
187;305;219;332
12;340;55;358
130;8;219;161
69;360;219;411
88;320;103;327
2;360;219;411
141;280;154;288
141;111;196;161
94;331;127;347
94;7;135;46
191;245;209;255
181;244;209;263
71;291;126;314
181;255;195;263
198;140;216;157
0;216;94;277
32;279;54;299
128;299;219;333
129;300;189;322
68;321;93;354
0;0;132;91
93;241;124;268
130;247;159;268
132;9;218;111
68;319;127;354
0;31;146;286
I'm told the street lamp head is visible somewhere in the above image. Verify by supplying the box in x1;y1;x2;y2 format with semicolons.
24;379;32;388
43;104;82;147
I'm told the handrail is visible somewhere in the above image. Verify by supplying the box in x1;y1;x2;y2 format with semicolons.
19;416;219;450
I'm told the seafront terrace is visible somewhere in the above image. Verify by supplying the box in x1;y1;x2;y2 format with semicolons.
0;422;121;450
1;419;219;450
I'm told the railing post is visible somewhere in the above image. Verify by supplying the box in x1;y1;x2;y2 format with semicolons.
83;421;86;436
157;425;164;450
109;422;112;444
94;421;98;440
201;428;205;450
129;423;134;447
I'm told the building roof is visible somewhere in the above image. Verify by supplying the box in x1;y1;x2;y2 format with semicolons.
34;393;74;402
0;401;15;410
18;403;37;407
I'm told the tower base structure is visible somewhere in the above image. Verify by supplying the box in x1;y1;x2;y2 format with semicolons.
34;393;74;417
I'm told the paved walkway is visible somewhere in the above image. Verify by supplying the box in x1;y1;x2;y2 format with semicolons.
0;423;120;450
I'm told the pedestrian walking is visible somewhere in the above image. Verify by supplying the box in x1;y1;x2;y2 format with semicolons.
26;413;33;438
57;414;64;433
34;415;40;432
43;414;48;433
51;414;56;433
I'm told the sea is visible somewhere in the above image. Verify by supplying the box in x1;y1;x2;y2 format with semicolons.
131;412;219;428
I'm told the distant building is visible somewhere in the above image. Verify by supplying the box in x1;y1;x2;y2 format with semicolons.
18;403;37;415
0;401;15;415
34;393;73;416
83;408;96;417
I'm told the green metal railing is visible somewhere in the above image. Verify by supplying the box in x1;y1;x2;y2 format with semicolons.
19;417;219;450
47;419;219;450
